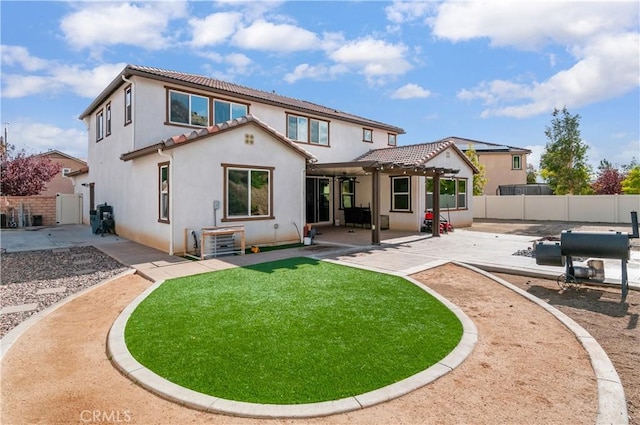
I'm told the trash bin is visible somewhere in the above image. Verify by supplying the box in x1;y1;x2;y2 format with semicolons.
90;210;100;233
32;215;43;226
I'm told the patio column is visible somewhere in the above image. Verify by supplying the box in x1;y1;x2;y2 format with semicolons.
372;168;380;245
432;173;441;238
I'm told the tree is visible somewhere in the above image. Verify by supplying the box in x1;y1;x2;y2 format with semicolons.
0;144;60;196
464;144;487;195
591;159;624;194
621;166;640;194
526;164;538;184
539;107;592;194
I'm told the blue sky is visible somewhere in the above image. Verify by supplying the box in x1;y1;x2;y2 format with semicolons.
1;0;639;173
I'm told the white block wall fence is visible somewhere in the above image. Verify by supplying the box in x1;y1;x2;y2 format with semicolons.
473;194;640;223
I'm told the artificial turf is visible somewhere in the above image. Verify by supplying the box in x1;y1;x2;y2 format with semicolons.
125;257;463;404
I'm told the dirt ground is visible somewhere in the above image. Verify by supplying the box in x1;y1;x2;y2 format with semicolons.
4;263;632;424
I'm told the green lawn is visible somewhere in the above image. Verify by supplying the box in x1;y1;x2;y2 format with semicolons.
125;257;462;404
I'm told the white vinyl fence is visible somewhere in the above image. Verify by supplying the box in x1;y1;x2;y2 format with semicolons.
474;194;640;223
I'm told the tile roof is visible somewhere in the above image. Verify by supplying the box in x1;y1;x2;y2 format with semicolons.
443;136;531;153
81;64;405;134
120;114;316;162
352;140;479;173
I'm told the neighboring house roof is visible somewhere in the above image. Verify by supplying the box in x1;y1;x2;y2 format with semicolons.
120;114;317;162
443;136;532;154
35;149;87;165
80;64;405;135
353;140;479;174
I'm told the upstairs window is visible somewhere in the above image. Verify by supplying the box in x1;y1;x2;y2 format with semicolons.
214;100;247;124
512;155;522;170
287;114;329;145
169;90;209;127
96;109;104;141
388;133;397;146
363;128;373;143
391;176;411;211
124;86;132;125
158;162;169;223
105;102;112;136
61;168;71;176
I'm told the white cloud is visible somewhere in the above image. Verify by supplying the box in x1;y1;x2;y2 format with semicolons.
432;0;637;50
1;49;125;99
329;37;412;84
391;83;431;99
5;121;87;160
232;20;319;52
283;63;348;83
0;45;50;71
60;2;188;50
460;32;640;118
189;12;243;47
385;1;434;24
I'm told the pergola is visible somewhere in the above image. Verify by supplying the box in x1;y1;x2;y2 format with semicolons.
307;160;460;244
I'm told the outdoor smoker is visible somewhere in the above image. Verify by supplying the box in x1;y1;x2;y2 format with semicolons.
535;211;639;302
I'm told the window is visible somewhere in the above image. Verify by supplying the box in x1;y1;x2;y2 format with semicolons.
340;179;355;209
96;109;104;141
61;168;71;176
426;177;468;210
225;165;272;218
512;155;522;170
391;176;411;211
457;179;467;209
363;128;373;143
287;114;329;145
124;86;132;125
214;100;247;124
169;90;209;126
105;102;112;136
388;133;397;146
159;162;169;222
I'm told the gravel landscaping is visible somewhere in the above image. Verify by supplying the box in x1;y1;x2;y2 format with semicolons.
0;246;129;338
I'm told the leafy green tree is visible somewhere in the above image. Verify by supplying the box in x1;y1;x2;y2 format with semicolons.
464;144;487;195
539;107;592;194
621;166;640;194
526;164;537;184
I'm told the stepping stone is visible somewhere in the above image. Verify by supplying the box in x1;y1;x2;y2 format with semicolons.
36;287;67;295
73;269;96;275
1;303;38;315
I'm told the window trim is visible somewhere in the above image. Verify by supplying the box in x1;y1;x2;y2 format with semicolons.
158;162;170;223
426;177;469;211
105;102;112;137
286;112;330;146
96;109;104;142
124;85;132;126
388;133;397;146
363;128;373;143
167;88;210;127
61;168;71;177
222;163;275;222
339;178;355;210
213;98;249;125
512;154;522;170
390;176;412;212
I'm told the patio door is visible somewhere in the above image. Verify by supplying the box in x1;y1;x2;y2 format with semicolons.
306;177;330;224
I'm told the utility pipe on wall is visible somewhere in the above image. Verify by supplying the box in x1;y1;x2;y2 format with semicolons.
158;148;174;255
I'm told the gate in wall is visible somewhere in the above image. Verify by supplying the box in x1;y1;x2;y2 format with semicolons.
56;193;83;224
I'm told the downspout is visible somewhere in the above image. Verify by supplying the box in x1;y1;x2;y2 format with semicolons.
121;75;135;151
158;148;174;255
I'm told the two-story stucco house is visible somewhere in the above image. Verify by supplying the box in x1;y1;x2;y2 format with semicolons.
450;137;531;195
74;65;476;255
